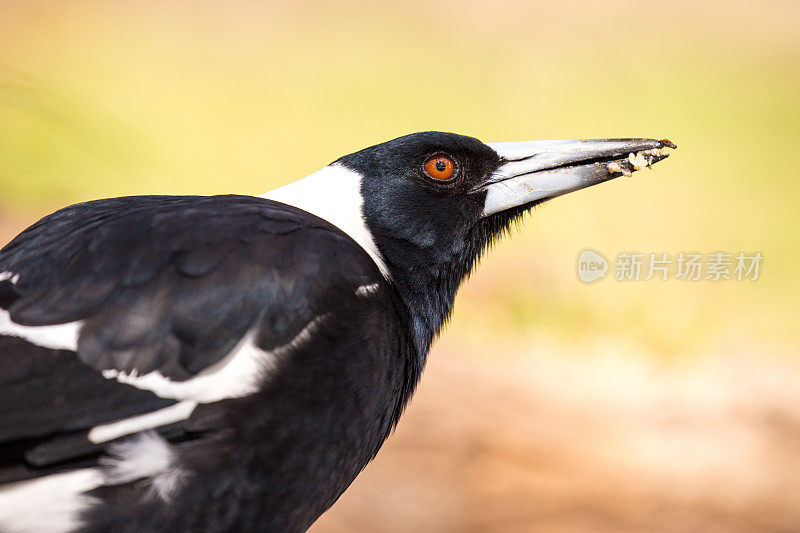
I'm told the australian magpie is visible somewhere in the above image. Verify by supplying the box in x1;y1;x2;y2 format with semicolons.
0;132;674;532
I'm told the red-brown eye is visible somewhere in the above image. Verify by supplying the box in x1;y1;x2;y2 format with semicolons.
424;155;455;181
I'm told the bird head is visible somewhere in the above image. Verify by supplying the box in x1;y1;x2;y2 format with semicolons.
265;131;675;353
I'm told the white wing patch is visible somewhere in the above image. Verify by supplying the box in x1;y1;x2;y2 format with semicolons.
1;271;83;351
88;401;198;444
101;329;273;403
0;271;20;284
262;164;390;279
0;434;186;532
100;432;186;503
271;314;326;358
356;283;380;297
0;311;82;352
101;316;325;402
0;468;103;533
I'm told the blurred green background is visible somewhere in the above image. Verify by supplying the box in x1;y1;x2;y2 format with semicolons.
1;1;799;531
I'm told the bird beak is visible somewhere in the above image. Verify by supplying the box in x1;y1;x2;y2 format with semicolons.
479;138;676;216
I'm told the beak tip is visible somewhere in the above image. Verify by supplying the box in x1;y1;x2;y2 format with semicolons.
659;138;678;149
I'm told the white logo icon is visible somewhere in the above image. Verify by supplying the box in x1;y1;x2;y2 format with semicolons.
577;250;608;283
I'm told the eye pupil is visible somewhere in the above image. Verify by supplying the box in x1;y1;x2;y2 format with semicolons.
424;155;455;180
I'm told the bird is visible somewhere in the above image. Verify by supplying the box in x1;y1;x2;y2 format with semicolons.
0;131;674;532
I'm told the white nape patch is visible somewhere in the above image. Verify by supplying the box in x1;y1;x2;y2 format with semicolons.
0;271;20;284
261;164;390;278
0;312;82;352
102;317;324;402
0;468;103;533
88;401;198;444
356;283;380;297
100;432;186;503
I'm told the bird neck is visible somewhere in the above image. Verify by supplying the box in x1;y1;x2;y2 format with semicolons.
375;237;480;358
378;207;525;357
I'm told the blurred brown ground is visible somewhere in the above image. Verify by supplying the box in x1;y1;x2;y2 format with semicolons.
309;342;800;533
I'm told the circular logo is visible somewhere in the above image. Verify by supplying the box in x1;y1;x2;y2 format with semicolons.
577;249;608;283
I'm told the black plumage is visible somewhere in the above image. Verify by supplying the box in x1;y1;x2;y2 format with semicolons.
0;194;414;531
